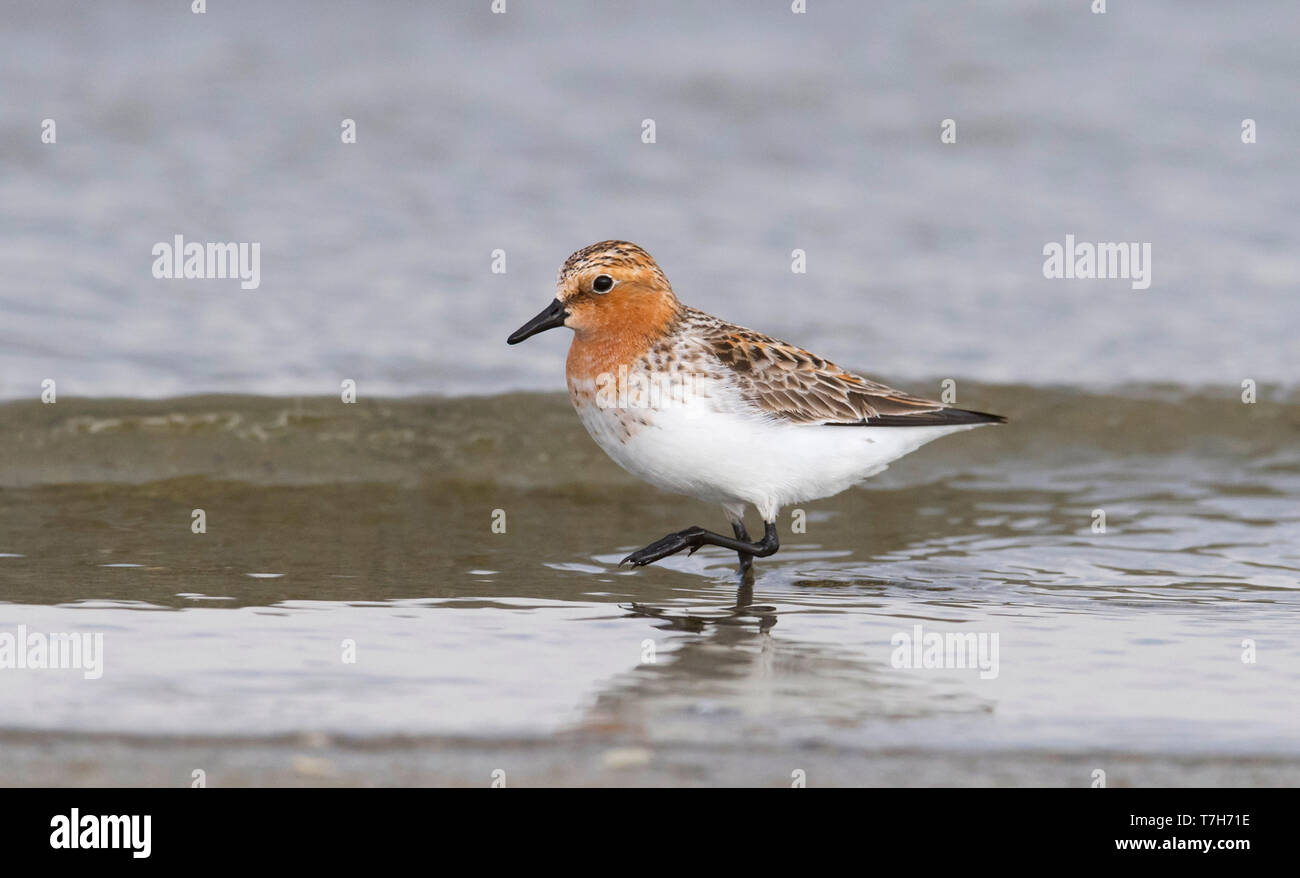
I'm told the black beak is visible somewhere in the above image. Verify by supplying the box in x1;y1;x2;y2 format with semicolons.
507;298;568;344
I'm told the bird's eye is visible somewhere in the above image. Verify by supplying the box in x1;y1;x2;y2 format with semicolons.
592;274;615;294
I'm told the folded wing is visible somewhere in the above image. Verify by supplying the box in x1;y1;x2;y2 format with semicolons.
692;312;1005;427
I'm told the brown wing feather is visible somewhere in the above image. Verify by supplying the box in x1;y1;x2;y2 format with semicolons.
686;308;1003;427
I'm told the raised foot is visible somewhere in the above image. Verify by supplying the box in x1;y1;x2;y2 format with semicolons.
621;526;709;567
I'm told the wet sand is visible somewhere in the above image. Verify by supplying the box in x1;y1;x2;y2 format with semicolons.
6;732;1300;788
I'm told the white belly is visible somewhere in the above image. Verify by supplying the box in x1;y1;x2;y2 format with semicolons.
570;376;977;520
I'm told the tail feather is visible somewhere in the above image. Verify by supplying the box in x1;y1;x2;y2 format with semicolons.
826;407;1007;428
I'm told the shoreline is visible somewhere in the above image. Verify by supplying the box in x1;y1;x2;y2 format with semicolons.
5;732;1299;788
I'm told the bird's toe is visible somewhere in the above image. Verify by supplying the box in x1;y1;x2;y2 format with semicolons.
621;532;695;567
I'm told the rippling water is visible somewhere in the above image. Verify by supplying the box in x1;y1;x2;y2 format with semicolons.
1;388;1296;784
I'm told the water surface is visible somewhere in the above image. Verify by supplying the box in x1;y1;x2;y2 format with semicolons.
1;388;1296;784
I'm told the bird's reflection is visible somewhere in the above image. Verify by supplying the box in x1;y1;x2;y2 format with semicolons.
623;575;778;633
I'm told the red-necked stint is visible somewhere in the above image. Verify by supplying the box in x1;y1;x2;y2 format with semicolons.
508;241;1005;575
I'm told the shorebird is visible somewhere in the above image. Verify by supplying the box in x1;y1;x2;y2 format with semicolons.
508;241;1004;575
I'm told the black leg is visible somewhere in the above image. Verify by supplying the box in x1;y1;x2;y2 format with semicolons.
622;521;779;568
732;520;754;576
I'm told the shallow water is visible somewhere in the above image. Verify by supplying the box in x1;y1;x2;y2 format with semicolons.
1;388;1296;782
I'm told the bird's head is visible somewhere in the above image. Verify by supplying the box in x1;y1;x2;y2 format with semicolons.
507;241;680;345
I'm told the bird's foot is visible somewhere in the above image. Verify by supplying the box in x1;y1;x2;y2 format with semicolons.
621;526;710;567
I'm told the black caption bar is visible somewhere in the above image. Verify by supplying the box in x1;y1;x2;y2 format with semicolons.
0;788;1287;865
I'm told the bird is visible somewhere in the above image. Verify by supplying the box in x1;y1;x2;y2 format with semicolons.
507;241;1004;576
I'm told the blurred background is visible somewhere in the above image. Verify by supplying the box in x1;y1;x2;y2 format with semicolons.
2;0;1296;399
